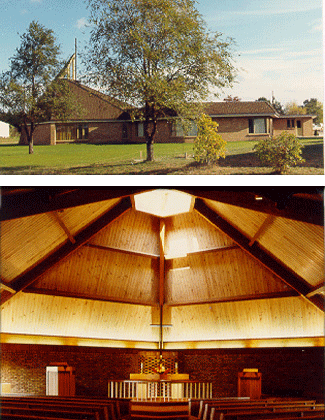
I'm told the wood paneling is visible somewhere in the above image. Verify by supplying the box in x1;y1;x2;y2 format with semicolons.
258;217;324;287
1;293;158;343
165;212;234;258
1;198;121;284
89;208;160;256
205;199;324;287
1;189;323;350
32;246;158;304
1;213;67;283
164;297;325;343
166;248;291;305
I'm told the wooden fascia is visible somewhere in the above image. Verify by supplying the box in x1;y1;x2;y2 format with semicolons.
194;198;312;297
1;197;132;304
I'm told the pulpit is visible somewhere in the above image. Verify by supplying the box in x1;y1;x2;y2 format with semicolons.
238;369;262;399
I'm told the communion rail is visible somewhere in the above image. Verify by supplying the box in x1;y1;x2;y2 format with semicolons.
108;380;212;400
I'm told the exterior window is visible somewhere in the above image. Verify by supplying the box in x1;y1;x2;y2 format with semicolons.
137;122;144;137
172;120;197;137
297;120;301;128
287;119;295;128
56;125;75;141
77;124;88;140
249;118;267;134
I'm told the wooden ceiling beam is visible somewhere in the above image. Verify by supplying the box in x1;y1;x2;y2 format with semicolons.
194;198;312;297
167;290;298;306
86;243;159;259
50;211;76;244
249;214;276;246
159;219;166;352
24;287;155;306
0;187;149;221
1;197;132;303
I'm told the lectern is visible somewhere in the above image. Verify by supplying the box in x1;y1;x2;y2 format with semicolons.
46;363;75;396
238;369;261;399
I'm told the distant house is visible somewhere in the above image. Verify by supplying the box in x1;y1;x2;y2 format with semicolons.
21;80;315;145
0;122;10;138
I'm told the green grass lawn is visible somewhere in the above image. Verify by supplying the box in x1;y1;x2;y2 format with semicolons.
0;138;323;175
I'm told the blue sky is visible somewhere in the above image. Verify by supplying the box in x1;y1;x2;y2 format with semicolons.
1;0;323;106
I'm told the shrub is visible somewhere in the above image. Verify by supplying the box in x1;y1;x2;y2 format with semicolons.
193;114;227;165
253;131;304;174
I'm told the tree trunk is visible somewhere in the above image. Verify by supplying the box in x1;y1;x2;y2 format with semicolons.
146;140;154;161
29;139;34;154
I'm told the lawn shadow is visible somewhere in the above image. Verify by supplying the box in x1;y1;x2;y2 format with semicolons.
0;165;44;174
219;151;263;168
300;143;324;168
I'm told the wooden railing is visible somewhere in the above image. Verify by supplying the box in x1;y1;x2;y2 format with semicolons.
108;380;213;400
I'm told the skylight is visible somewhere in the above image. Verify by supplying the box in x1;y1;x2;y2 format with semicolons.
133;189;194;217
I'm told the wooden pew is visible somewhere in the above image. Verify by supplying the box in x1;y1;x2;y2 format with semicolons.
217;406;325;420
1;415;82;420
1;406;100;420
1;396;122;420
201;400;320;420
2;397;116;420
209;404;325;420
191;398;251;419
130;399;190;419
203;400;317;420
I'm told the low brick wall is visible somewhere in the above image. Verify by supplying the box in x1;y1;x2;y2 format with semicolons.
1;344;323;399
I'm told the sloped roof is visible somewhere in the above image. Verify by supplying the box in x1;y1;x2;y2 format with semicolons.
56;80;132;121
0;188;323;349
204;101;277;116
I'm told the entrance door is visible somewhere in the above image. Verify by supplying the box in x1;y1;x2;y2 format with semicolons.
297;120;303;136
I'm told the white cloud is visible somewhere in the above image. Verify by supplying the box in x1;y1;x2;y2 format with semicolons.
215;51;324;105
206;1;322;24
241;47;285;55
232;4;321;17
76;17;88;30
308;18;323;33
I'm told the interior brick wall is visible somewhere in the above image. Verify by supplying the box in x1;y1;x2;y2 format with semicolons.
179;348;324;400
1;344;323;400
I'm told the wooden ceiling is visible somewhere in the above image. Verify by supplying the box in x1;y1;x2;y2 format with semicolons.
0;187;324;349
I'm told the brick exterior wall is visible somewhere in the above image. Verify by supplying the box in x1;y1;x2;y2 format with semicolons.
273;117;314;137
1;344;323;400
20;124;53;145
21;116;314;145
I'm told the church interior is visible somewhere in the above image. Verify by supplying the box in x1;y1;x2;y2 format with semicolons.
1;187;324;420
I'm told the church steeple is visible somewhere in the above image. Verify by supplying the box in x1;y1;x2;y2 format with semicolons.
57;39;77;81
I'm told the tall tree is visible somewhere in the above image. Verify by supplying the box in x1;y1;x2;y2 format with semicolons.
85;0;236;161
303;98;323;124
0;21;74;154
284;101;307;116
